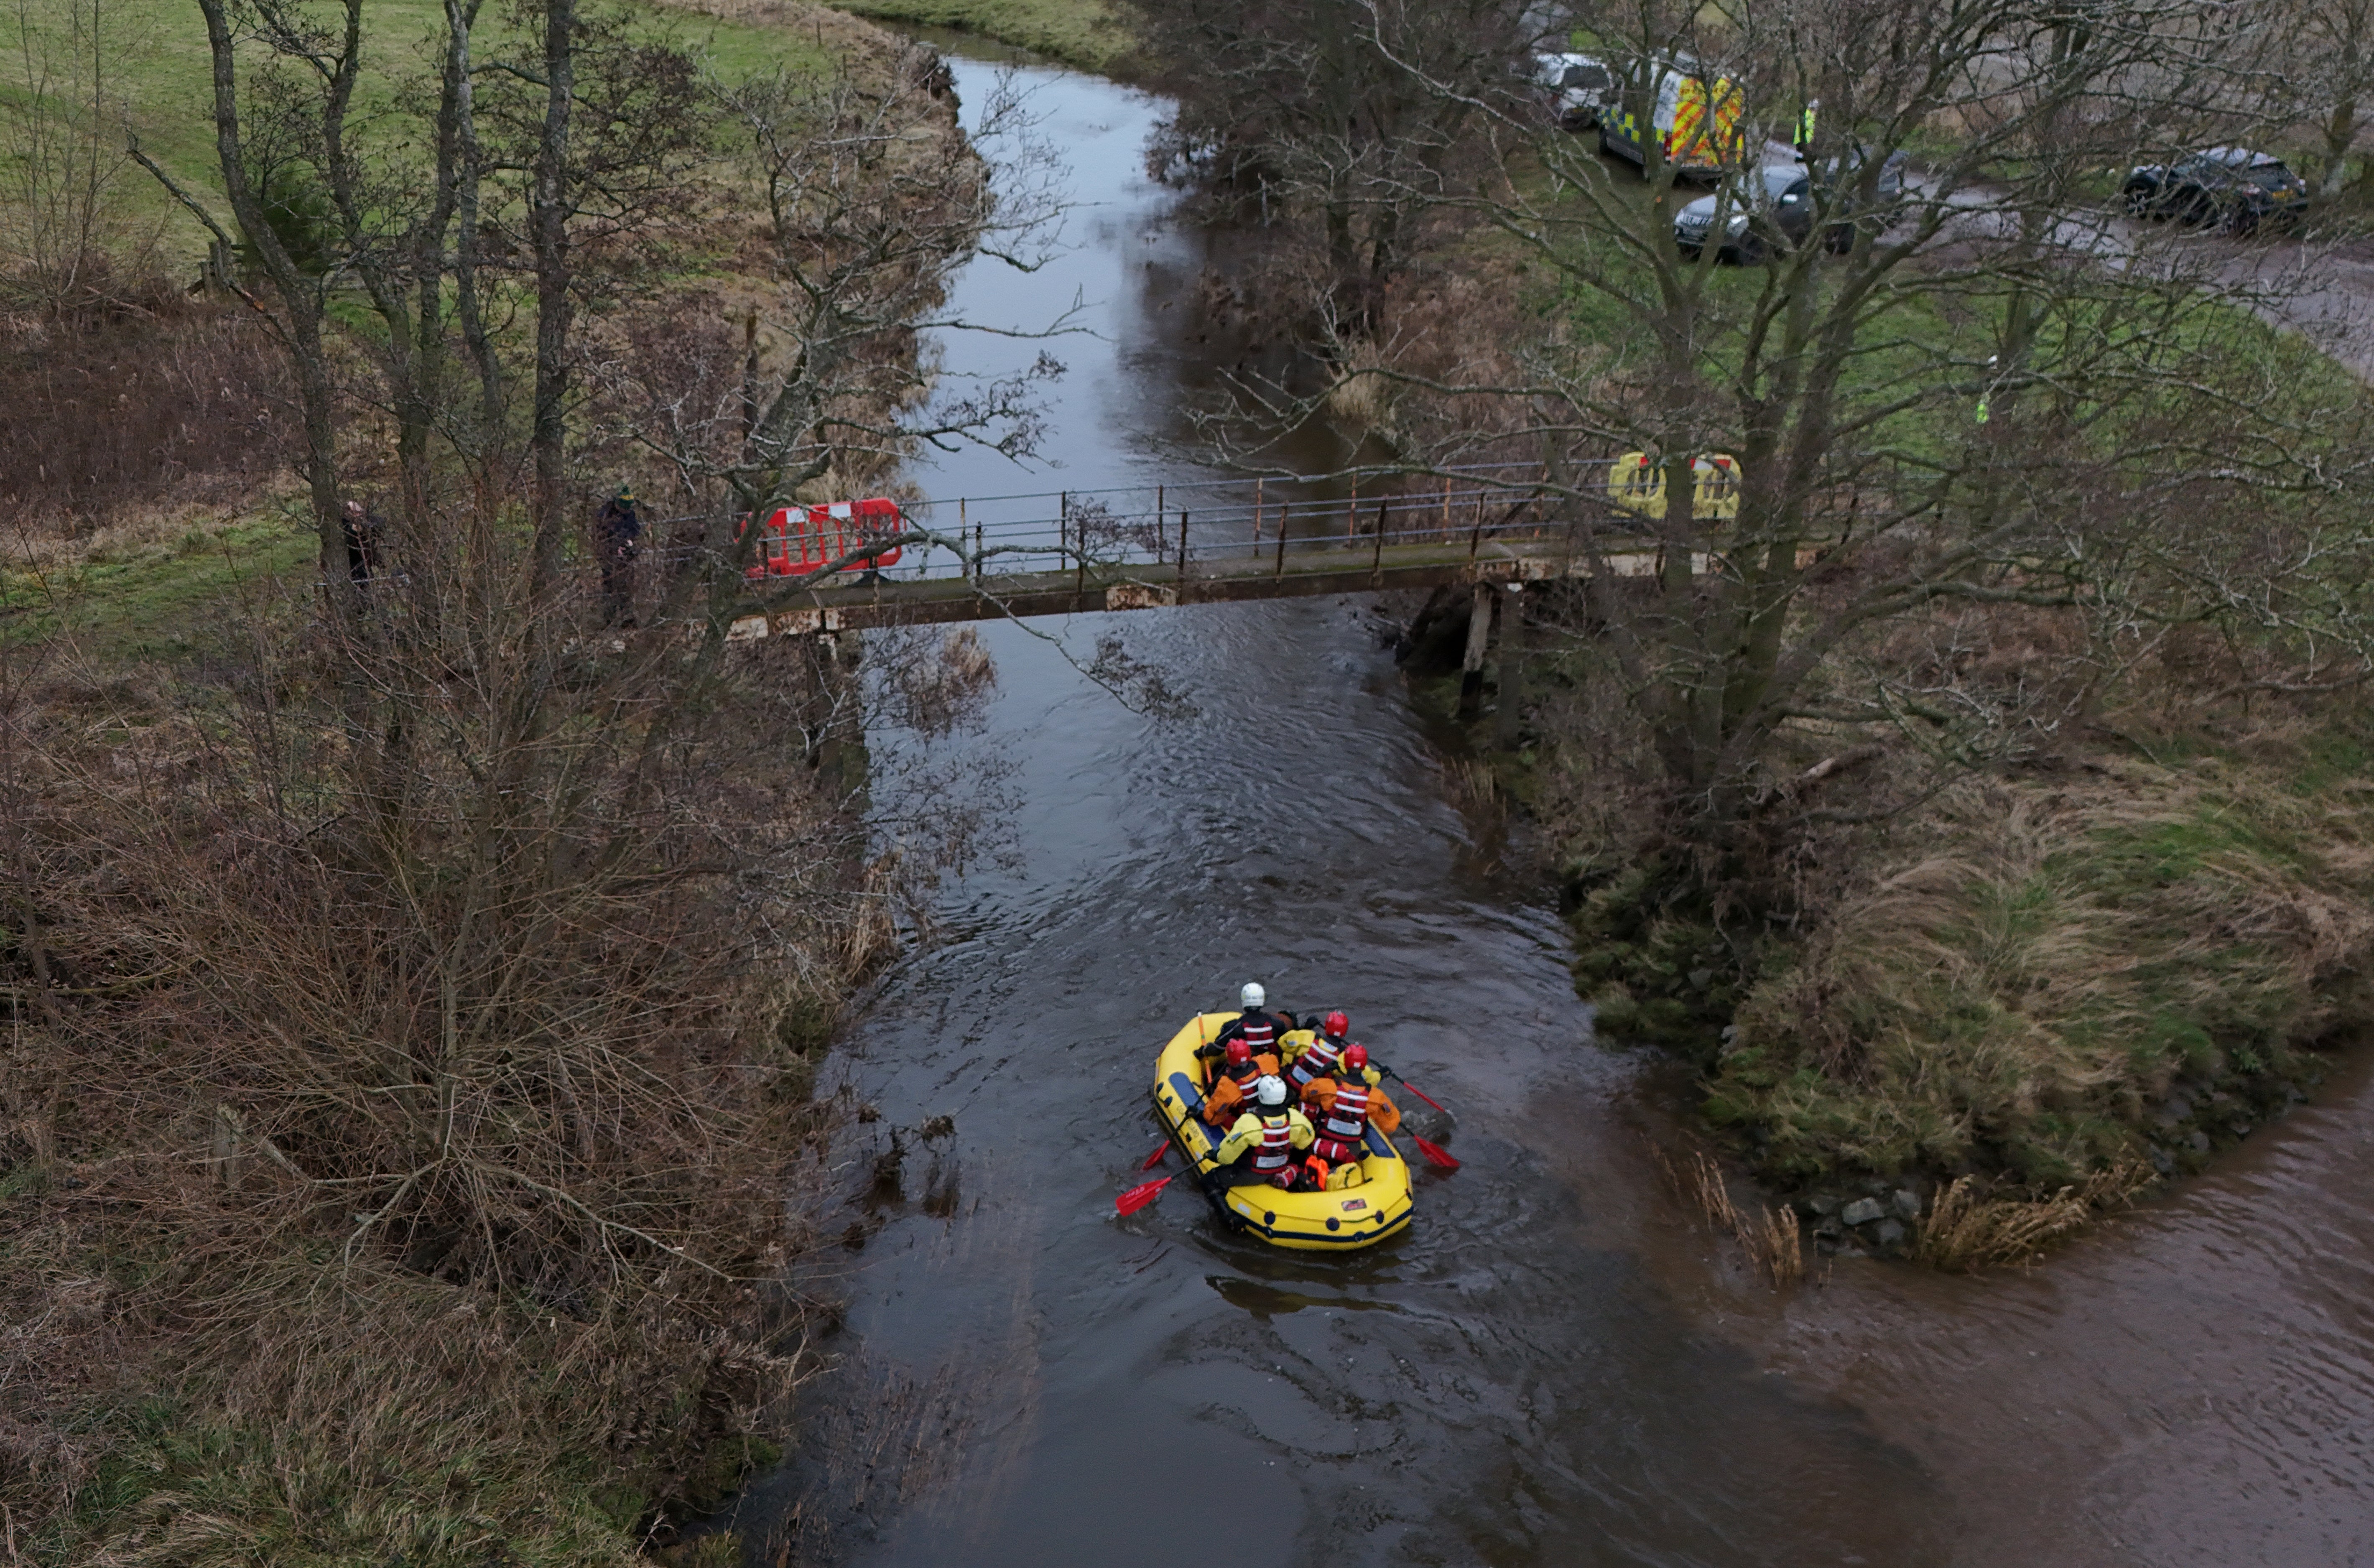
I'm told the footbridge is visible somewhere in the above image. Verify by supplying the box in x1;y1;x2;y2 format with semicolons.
721;463;1662;642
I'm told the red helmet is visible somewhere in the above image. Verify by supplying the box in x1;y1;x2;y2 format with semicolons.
1341;1043;1369;1072
1225;1038;1252;1066
1323;1010;1349;1038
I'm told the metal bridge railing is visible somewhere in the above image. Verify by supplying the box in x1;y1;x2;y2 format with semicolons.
683;461;1618;597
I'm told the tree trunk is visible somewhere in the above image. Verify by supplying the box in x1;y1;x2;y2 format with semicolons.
530;0;577;590
2324;97;2359;199
194;0;349;611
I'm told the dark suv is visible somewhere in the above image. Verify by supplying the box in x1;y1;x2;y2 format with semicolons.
1673;153;1907;263
2122;149;2308;233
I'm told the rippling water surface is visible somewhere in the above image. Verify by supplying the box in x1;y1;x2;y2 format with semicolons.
728;41;2374;1568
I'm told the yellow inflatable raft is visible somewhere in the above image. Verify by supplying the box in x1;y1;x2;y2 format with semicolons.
1149;1012;1414;1250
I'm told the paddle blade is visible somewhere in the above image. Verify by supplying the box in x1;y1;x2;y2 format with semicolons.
1115;1175;1174;1215
1412;1134;1461;1171
1141;1140;1170;1170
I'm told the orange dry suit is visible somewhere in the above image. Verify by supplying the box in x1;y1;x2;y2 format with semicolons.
1214;1104;1315;1188
1199;1048;1281;1126
1305;1077;1397;1167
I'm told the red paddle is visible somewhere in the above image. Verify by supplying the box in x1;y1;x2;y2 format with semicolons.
1380;1066;1449;1116
1115;1175;1174;1215
1141;1140;1170;1170
1377;1066;1461;1170
1406;1132;1461;1171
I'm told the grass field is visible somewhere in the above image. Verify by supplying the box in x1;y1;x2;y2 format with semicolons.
0;0;844;274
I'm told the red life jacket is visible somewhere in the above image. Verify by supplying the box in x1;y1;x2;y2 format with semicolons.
1226;1011;1279;1057
1248;1112;1298;1179
1287;1035;1344;1091
1314;1082;1371;1164
1225;1057;1265;1095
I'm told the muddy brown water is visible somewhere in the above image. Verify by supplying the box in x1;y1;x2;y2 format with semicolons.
720;42;2374;1567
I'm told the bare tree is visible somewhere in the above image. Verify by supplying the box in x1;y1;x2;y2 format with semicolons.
0;0;156;313
1251;0;2364;887
2274;0;2374;196
1132;0;1527;334
596;57;1066;628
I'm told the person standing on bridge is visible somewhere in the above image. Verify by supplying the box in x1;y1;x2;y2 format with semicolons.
594;483;642;627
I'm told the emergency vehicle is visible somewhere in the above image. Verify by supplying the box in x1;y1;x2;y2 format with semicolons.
1596;57;1746;178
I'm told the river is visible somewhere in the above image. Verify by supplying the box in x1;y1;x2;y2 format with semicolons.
719;38;2374;1568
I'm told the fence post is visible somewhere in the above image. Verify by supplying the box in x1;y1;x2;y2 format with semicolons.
959;497;969;579
1274;502;1289;580
1440;476;1451;542
1371;496;1387;583
1178;510;1190;581
1252;477;1264;556
1345;475;1357;545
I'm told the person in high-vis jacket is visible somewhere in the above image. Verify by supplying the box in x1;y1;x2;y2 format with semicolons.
1200;1036;1277;1127
1283;1009;1354;1099
1213;1075;1314;1188
1300;1044;1399;1189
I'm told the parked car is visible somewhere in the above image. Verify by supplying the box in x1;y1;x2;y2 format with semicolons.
1531;51;1611;131
2122;148;2308;232
1673;152;1907;263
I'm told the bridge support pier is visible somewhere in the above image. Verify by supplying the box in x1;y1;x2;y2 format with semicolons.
1457;581;1494;722
1494;584;1527;750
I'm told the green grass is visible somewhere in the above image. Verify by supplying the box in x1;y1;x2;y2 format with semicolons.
3;0;838;272
2;511;315;661
828;0;1133;71
1703;747;2374;1192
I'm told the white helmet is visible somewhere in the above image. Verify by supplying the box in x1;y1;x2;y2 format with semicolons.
1255;1074;1288;1107
1240;982;1266;1010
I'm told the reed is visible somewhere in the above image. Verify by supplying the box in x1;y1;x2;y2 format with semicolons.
1912;1161;2151;1272
1654;1143;1804;1288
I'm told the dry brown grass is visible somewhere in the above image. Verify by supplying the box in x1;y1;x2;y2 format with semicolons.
1721;753;2374;1190
1442;755;1502;823
1911;1160;2152;1272
0;548;1010;1557
1654;1142;1804;1288
0;271;292;534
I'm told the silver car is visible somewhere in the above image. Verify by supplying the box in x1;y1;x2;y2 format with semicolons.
1532;52;1612;131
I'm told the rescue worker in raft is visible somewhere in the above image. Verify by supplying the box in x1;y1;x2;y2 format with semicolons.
1299;1043;1400;1190
1202;982;1288;1062
1193;981;1269;1057
1199;1035;1274;1127
1211;1074;1316;1188
1281;1009;1356;1098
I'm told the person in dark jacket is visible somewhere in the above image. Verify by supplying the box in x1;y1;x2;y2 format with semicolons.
339;499;384;589
595;484;642;626
1199;982;1288;1062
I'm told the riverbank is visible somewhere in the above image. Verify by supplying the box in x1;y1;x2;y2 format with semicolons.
0;6;982;1563
1400;551;2374;1267
828;0;1132;71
